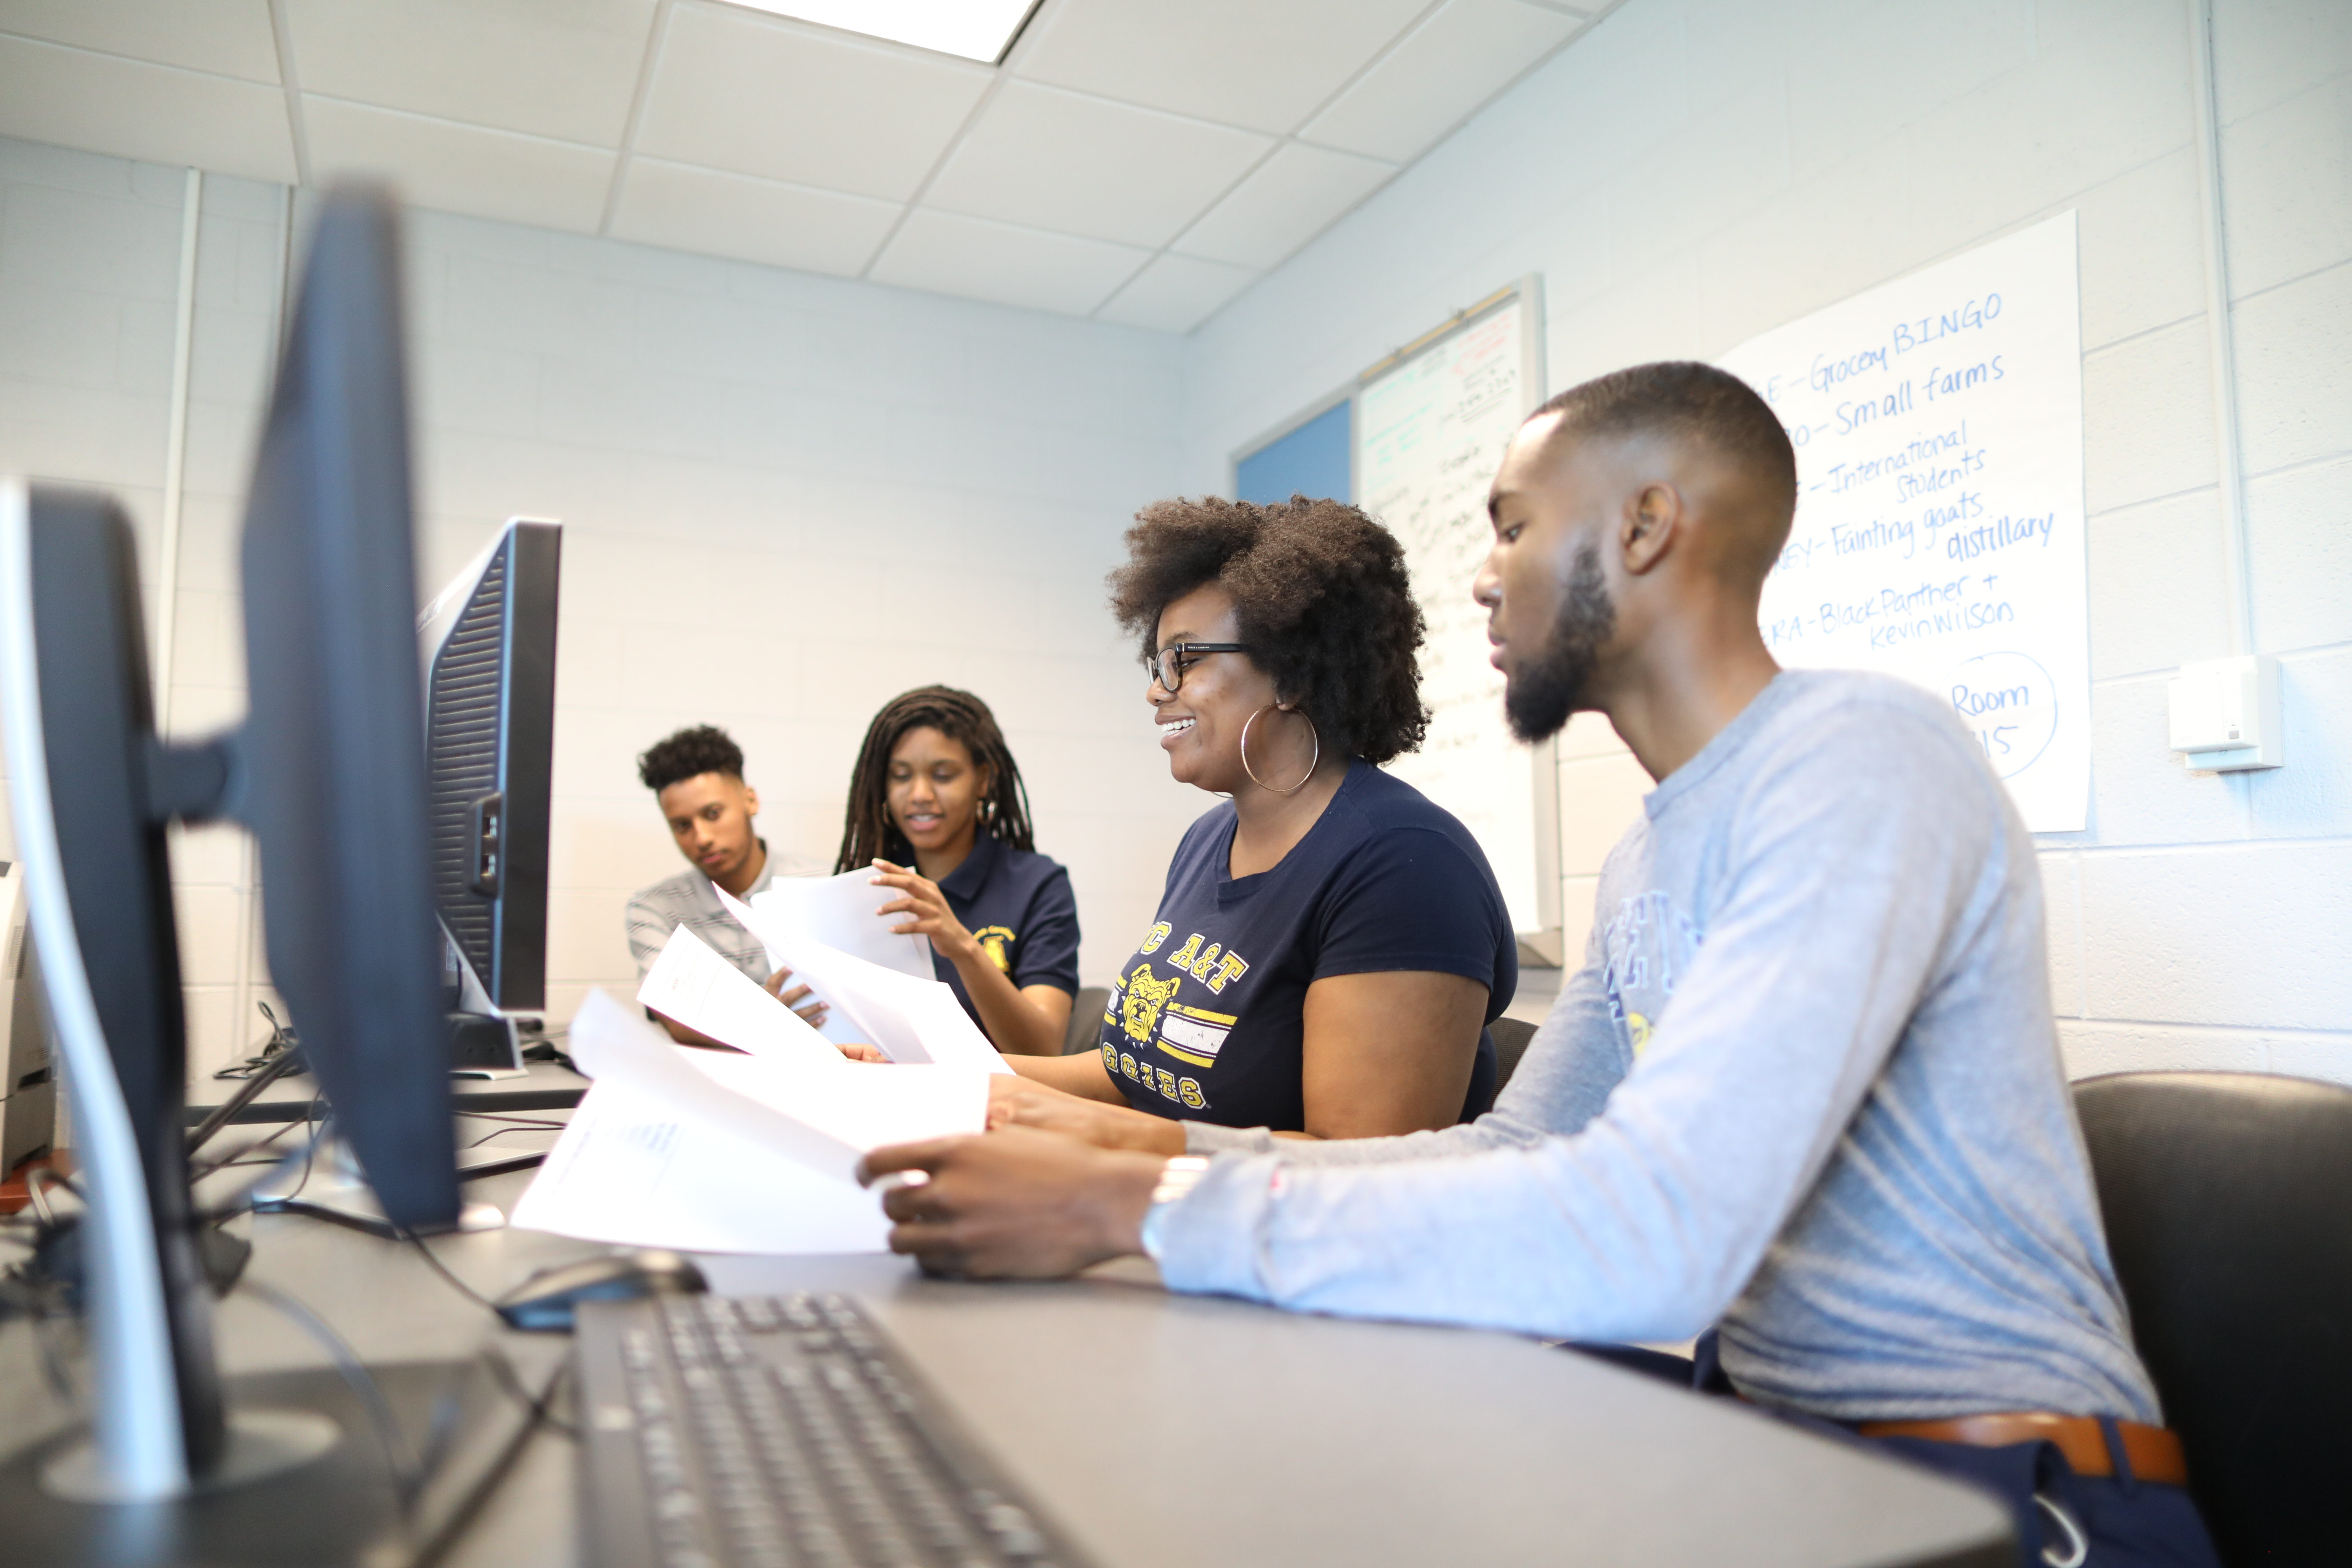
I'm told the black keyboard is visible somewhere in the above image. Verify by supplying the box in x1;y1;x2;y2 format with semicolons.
574;1292;1093;1568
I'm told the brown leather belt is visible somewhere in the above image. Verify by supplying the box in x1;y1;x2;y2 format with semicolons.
1855;1413;2188;1485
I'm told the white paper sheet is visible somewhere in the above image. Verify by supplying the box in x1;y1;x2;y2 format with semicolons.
635;923;848;1069
717;886;1013;1076
1717;214;2089;831
749;868;934;981
511;990;988;1254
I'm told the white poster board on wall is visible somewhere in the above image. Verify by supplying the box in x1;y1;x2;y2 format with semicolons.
1358;284;1561;952
1718;214;2089;832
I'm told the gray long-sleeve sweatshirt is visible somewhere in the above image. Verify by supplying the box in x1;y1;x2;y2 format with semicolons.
1158;670;2160;1424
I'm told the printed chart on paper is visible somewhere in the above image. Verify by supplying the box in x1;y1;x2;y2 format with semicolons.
1359;296;1550;932
1718;214;2090;832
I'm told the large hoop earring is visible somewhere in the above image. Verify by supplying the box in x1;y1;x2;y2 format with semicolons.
1240;705;1319;794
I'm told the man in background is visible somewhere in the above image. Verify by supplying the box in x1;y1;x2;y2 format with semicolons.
626;724;822;1042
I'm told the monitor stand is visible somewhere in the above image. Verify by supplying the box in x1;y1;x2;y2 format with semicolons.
0;1357;550;1568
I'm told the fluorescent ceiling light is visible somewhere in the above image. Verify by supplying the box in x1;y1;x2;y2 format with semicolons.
722;0;1040;63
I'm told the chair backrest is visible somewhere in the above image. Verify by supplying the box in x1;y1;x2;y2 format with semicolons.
1062;986;1111;1054
1489;1016;1538;1095
2072;1071;2352;1565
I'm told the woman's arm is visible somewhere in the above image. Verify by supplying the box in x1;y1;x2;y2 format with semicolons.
869;860;1071;1056
1291;970;1488;1140
1004;1050;1128;1101
991;970;1490;1153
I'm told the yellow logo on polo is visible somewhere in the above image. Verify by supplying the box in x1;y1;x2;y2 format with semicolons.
1121;962;1179;1043
972;925;1016;972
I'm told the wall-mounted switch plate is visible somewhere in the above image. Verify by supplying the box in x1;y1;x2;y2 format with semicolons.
2167;654;2283;771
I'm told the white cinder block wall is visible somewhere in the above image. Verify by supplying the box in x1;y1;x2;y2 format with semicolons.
3;0;2345;1091
1181;0;2352;1080
0;133;1204;1082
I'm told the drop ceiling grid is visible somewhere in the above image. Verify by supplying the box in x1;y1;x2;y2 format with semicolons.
0;0;1609;330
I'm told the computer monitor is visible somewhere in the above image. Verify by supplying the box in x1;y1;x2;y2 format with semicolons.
417;517;562;1074
0;184;455;1503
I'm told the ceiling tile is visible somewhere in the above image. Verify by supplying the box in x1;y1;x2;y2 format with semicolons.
1300;0;1586;164
1095;252;1258;333
303;97;615;233
924;82;1270;250
1171;141;1393;270
868;209;1148;317
609;158;898;277
0;0;280;83
283;0;655;148
0;33;296;183
635;3;990;201
1013;0;1429;135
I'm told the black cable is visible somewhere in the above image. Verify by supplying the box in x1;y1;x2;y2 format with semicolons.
187;1041;308;1155
238;1278;424;1509
189;1100;309;1182
459;1119;565;1151
396;1230;579;1439
212;1002;300;1080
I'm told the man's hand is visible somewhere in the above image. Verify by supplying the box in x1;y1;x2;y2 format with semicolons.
858;1127;1164;1279
762;964;830;1030
987;1075;1186;1156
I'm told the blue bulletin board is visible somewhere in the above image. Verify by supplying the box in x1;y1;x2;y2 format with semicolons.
1234;398;1352;504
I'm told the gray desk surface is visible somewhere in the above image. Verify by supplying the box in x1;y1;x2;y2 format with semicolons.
1;1164;2009;1568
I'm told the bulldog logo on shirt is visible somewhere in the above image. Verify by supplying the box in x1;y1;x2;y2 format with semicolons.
972;925;1016;972
1121;962;1180;1043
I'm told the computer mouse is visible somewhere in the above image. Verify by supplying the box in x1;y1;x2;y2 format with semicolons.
494;1249;708;1332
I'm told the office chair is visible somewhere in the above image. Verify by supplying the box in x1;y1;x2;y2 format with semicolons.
2072;1070;2352;1566
1490;1016;1538;1093
1063;987;1111;1054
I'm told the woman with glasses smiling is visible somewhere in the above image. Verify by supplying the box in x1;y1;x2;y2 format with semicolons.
989;495;1516;1151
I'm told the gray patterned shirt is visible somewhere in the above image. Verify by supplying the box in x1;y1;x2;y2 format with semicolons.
624;842;820;986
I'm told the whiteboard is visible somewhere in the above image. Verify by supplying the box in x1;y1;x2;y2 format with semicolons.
1718;215;2089;832
1357;284;1560;950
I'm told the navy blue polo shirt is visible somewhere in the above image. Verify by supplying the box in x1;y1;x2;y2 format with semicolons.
932;830;1081;1027
1094;760;1513;1132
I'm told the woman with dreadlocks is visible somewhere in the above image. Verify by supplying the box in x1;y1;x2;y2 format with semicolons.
830;686;1079;1057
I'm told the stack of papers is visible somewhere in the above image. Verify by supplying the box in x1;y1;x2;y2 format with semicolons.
510;991;988;1254
634;923;846;1069
716;886;1011;1077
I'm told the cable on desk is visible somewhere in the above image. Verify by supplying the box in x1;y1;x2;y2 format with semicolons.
459;1118;566;1151
189;1095;330;1226
239;1277;424;1511
211;1000;300;1081
397;1229;580;1440
186;1037;309;1155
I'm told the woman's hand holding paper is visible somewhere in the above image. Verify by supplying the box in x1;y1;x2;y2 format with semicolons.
987;1074;1186;1156
868;858;980;964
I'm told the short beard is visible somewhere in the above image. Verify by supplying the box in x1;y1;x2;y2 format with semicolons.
1503;540;1615;743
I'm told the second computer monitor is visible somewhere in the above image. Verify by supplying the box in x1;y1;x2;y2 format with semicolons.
418;518;561;1070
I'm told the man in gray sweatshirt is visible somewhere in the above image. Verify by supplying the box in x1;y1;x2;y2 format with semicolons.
863;362;2217;1567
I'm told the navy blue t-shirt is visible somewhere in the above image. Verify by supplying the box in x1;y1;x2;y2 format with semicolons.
1096;761;1514;1132
932;830;1081;1031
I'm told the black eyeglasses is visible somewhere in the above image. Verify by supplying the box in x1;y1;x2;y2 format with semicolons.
1144;643;1250;693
